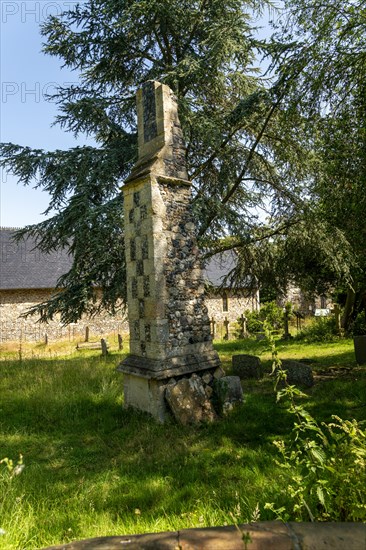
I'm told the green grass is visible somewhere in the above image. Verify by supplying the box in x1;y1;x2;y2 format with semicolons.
0;338;365;548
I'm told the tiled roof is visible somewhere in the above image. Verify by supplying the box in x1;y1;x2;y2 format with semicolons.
203;250;238;287
0;228;238;290
0;228;72;290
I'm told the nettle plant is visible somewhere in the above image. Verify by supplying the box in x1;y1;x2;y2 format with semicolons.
0;455;25;536
263;322;366;522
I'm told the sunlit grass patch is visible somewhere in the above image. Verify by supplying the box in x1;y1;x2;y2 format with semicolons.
0;337;365;547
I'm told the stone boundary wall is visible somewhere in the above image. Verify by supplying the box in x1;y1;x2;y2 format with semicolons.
0;289;129;343
0;288;259;343
206;291;259;339
278;285;334;313
206;291;259;323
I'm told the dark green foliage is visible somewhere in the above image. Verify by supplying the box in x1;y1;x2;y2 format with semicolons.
264;324;366;522
294;317;338;343
243;301;284;334
349;312;366;337
267;0;366;330
2;0;305;323
2;0;365;327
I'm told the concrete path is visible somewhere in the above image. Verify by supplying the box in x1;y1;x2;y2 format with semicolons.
45;522;366;549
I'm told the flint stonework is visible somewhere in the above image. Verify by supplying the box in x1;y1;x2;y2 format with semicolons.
117;81;221;422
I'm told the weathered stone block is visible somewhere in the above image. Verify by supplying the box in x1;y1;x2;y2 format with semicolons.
213;366;225;379
123;374;169;423
214;376;243;414
202;372;213;385
280;360;314;387
165;374;217;425
232;354;263;379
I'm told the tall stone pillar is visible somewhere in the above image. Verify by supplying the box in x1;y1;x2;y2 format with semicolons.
117;81;221;422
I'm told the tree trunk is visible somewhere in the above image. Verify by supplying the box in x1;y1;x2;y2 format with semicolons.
341;287;356;332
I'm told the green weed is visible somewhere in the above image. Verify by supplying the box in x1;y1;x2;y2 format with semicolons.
263;324;366;522
0;337;365;547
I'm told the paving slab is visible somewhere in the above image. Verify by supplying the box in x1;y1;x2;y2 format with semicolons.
44;522;366;550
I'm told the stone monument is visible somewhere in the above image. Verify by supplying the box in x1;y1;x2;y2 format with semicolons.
117;81;222;422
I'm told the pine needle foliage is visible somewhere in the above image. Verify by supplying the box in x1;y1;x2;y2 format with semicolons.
1;0;310;323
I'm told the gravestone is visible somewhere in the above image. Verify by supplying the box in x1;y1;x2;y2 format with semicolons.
280;360;314;388
232;354;262;379
214;376;244;414
117;81;221;422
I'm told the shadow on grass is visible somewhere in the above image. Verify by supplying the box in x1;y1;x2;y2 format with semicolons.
1;345;364;544
0;354;294;530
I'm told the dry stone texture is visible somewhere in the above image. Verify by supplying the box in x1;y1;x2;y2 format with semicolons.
165;374;217;425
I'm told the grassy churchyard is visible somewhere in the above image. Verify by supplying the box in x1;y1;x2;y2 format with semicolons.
0;335;365;548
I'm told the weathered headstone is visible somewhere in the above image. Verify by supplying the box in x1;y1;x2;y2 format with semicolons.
210;316;216;338
232;354;263;379
101;338;108;357
117;81;221;422
238;314;247;339
214;376;244;414
280;360;314;388
223;317;230;340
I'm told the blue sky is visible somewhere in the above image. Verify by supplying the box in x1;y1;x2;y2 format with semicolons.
0;0;88;227
1;1;276;228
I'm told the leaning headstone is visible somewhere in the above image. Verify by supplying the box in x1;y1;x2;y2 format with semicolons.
232;354;263;379
214;376;243;414
165;374;217;425
280;360;314;387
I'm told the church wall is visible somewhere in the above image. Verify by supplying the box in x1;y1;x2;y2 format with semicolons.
0;289;128;342
0;288;259;342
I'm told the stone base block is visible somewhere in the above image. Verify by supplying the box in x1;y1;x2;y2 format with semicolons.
165;374;217;425
123;374;170;423
118;350;221;380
